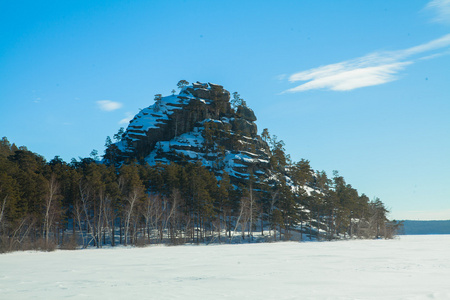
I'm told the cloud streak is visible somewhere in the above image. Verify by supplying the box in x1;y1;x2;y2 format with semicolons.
426;0;450;24
284;33;450;93
97;100;123;111
119;112;133;124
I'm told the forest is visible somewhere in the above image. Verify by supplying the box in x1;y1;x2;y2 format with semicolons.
0;136;400;253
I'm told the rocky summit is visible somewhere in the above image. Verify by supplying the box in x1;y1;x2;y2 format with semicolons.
105;82;272;184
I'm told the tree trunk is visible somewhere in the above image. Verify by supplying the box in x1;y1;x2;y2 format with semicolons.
119;217;123;244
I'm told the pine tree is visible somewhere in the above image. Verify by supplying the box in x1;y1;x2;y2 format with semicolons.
177;80;189;90
230;92;247;109
113;127;125;142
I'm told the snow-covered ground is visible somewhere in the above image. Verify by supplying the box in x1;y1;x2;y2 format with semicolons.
1;235;450;299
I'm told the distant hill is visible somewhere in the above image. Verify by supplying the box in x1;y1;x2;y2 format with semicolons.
401;220;450;235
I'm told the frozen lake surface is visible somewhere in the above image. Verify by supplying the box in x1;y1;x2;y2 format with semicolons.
1;235;450;299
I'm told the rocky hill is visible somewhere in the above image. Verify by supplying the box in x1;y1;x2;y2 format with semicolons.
105;82;273;184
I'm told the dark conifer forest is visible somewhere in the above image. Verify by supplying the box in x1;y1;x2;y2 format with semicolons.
0;135;400;253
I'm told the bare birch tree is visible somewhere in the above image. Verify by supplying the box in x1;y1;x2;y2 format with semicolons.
43;174;60;246
124;185;143;245
0;195;7;233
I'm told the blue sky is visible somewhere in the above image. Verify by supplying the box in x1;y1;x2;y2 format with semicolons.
1;0;449;220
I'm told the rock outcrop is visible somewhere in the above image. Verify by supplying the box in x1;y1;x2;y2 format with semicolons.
108;82;272;183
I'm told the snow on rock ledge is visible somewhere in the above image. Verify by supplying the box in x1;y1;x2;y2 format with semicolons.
107;82;272;184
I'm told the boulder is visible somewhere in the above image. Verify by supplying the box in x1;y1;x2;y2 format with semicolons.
231;118;257;137
237;105;257;122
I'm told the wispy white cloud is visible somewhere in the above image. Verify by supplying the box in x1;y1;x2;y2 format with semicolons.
286;61;411;92
284;34;450;93
426;0;450;24
276;74;287;81
418;49;450;61
399;33;450;56
119;112;133;124
97;100;123;111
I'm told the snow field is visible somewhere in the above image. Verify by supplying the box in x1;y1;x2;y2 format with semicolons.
1;235;450;299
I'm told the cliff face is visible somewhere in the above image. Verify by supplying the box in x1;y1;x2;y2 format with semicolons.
108;82;272;183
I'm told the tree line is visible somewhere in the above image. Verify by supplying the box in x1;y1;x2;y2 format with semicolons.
0;136;401;253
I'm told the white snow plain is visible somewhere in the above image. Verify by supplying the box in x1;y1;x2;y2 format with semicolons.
1;235;450;300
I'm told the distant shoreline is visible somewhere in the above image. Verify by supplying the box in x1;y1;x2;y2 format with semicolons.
399;220;450;235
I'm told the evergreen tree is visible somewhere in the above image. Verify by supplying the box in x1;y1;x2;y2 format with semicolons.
216;172;232;240
177;80;189;90
230;92;247;109
113;127;125;142
369;197;389;238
